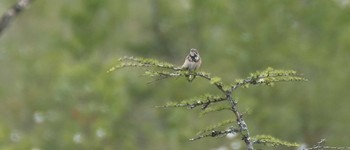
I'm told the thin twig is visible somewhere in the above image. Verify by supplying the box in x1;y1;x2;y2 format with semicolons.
303;139;350;150
190;128;239;141
155;96;227;109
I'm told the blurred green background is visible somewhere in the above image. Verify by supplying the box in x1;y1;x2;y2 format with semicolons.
1;0;350;149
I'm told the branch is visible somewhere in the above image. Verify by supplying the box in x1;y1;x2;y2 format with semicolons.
226;93;254;150
111;57;308;150
155;94;227;109
199;105;232;116
190;127;239;141
107;56;179;72
0;0;34;36
230;67;307;92
252;135;299;147
303;139;350;150
196;120;236;135
108;56;227;92
143;70;188;84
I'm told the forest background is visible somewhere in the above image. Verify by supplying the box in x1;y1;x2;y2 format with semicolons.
1;0;350;149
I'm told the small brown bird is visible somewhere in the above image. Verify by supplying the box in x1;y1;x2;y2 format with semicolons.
181;48;201;71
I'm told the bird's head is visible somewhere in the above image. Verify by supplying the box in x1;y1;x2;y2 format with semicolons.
189;48;199;57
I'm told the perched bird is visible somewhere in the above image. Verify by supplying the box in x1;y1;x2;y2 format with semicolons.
181;48;201;71
181;48;201;82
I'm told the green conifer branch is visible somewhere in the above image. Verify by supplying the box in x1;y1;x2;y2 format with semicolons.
230;67;307;91
118;56;176;69
302;139;350;150
111;56;309;150
108;57;225;84
142;70;184;83
252;135;299;147
199;105;232;116
155;94;227;109
143;70;202;83
190;127;239;141
107;56;179;73
196;119;236;135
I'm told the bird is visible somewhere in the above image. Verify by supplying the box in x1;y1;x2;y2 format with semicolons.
181;48;201;81
181;48;201;71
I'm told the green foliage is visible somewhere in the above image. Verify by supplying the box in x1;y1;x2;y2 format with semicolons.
111;55;305;149
107;56;176;73
196;119;235;135
252;135;299;147
109;57;306;93
209;76;222;85
249;67;307;86
155;94;226;109
199;105;231;116
231;67;307;89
